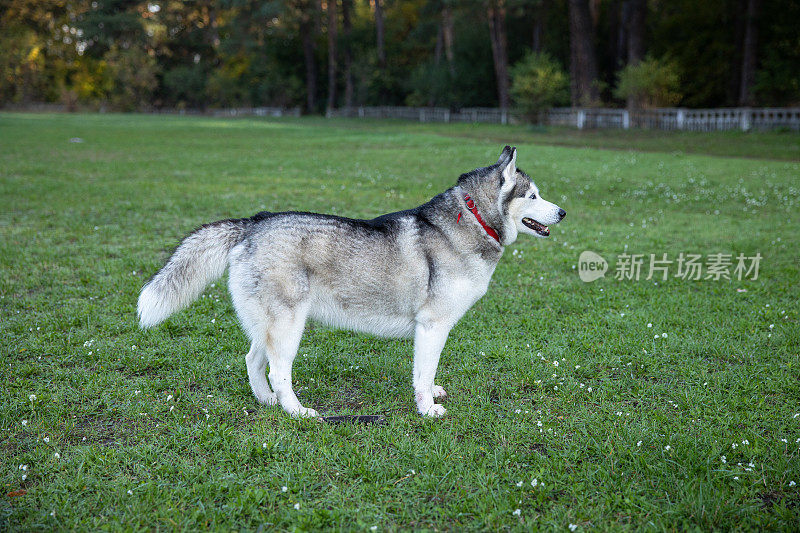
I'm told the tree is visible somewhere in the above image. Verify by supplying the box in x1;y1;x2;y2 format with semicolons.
486;0;510;110
614;55;681;108
530;0;546;53
511;51;569;120
442;2;455;75
341;0;354;107
288;0;321;112
374;0;386;69
567;0;600;106
624;0;646;107
626;0;646;65
738;0;759;105
327;0;338;110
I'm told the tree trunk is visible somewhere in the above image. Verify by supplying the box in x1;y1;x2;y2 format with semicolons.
342;0;354;108
728;0;747;105
487;0;511;110
568;0;600;106
626;0;645;65
442;4;455;75
738;0;760;105
531;0;546;53
327;0;338;111
300;1;319;113
431;22;444;106
625;0;646;108
374;0;386;69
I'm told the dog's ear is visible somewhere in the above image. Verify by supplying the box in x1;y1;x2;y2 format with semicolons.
497;145;514;165
499;146;517;193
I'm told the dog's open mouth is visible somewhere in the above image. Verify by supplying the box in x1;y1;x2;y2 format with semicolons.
522;217;549;236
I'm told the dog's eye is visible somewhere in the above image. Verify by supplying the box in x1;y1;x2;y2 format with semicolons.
530;194;537;200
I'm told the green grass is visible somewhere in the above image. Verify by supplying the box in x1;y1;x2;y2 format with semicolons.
1;113;799;531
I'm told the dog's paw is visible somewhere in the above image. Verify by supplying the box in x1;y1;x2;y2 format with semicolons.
254;391;278;406
431;385;447;399
423;404;447;418
293;407;319;419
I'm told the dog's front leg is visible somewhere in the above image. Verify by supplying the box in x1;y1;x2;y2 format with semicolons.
413;321;450;417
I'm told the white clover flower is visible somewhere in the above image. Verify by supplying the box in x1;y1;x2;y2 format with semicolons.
661;333;667;338
29;394;36;401
43;437;49;443
512;509;521;516
531;479;538;487
515;481;523;487
281;486;288;492
790;481;796;487
721;456;726;463
587;387;592;392
637;441;642;447
664;445;671;451
781;438;788;443
21;420;28;426
553;361;559;367
262;442;268;449
21;474;27;481
733;476;739;480
19;465;28;471
293;503;300;510
647;323;652;328
53;452;60;459
569;525;578;532
127;490;133;496
167;395;173;401
371;527;378;532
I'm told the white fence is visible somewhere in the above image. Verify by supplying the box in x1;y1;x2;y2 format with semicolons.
327;106;800;131
6;103;798;131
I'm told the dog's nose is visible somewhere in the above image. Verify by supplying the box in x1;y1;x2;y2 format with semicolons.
558;208;566;220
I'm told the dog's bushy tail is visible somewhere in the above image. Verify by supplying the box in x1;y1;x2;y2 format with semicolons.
137;218;251;328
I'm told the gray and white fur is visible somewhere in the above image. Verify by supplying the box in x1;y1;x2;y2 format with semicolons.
138;146;566;418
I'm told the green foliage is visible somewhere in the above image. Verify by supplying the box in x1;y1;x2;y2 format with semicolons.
510;52;569;121
1;0;799;109
103;46;159;111
614;55;682;108
163;65;207;109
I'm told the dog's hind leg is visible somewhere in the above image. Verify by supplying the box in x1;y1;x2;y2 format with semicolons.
245;343;277;405
266;305;317;418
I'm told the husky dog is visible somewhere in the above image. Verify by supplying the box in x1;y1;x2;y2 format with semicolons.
138;146;565;418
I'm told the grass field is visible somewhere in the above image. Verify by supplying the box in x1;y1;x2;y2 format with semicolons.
1;113;799;531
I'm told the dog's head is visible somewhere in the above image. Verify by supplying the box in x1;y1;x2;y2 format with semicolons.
458;145;566;245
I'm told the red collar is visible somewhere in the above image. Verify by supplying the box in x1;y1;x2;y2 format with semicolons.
458;194;500;243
